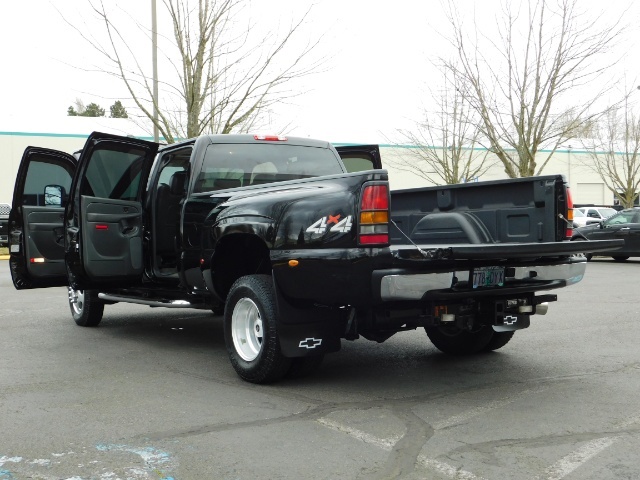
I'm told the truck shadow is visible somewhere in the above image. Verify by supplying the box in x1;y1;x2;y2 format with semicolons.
86;306;561;394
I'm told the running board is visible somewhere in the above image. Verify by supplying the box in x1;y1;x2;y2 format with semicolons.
98;293;205;309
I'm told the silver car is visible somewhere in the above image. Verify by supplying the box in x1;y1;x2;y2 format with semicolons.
572;208;600;228
576;206;617;222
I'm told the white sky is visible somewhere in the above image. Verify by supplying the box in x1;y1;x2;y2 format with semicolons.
2;0;639;144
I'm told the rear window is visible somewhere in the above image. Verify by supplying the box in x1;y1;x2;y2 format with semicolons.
194;143;344;193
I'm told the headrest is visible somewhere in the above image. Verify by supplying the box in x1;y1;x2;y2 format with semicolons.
169;171;187;195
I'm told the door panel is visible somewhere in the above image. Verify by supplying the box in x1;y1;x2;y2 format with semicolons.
9;148;76;289
65;132;158;288
22;207;66;277
81;197;143;278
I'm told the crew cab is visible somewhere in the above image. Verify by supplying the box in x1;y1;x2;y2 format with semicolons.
8;132;622;383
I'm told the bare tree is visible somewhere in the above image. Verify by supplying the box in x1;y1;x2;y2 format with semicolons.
390;65;492;185
581;96;640;208
444;0;625;177
66;0;323;143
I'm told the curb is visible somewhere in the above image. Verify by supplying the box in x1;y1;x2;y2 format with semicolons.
0;255;9;260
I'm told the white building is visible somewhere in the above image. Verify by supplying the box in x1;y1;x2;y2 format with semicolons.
0;116;626;206
380;145;620;206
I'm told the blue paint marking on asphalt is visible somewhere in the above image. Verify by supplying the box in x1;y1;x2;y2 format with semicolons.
0;447;177;478
95;444;175;477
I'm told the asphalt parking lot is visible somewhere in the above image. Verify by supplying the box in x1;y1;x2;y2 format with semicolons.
1;258;640;480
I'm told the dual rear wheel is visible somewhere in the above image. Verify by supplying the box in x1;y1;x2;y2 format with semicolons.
223;275;324;384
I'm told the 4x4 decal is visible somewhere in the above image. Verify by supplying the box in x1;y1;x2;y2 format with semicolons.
306;214;353;234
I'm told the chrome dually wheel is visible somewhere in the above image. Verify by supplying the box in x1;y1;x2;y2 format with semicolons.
67;287;104;327
231;298;264;361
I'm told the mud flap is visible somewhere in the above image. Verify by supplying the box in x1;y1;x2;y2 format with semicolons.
277;321;342;357
493;314;531;332
273;276;342;358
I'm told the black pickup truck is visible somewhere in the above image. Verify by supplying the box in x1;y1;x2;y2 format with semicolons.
8;132;621;383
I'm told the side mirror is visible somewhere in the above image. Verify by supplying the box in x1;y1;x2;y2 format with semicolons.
44;185;65;206
599;221;605;229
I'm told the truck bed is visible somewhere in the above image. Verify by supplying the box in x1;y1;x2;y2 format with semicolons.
389;175;569;247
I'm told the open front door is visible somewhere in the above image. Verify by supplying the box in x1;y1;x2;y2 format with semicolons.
9;148;76;289
335;145;382;172
65;132;159;289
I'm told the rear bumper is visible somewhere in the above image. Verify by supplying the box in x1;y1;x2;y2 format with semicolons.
377;259;586;302
271;245;596;307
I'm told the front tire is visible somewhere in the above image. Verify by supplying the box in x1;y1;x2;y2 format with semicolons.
68;288;104;327
224;275;291;384
426;324;494;355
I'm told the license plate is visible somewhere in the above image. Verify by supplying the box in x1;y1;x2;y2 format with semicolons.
473;267;504;288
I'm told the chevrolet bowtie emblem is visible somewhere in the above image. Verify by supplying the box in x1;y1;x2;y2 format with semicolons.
299;337;322;349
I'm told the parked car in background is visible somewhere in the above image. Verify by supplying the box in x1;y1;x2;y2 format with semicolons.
572;207;640;261
572;208;601;228
576;206;618;222
0;203;10;247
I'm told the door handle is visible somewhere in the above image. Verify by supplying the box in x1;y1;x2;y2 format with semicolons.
53;226;65;245
121;226;139;236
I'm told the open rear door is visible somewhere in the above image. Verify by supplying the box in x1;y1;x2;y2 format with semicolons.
65;132;159;289
335;145;382;172
9;148;76;289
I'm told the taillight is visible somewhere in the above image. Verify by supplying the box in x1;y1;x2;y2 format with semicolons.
359;184;390;246
565;186;574;239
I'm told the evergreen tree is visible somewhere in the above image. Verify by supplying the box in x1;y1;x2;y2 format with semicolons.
66;99;105;117
110;100;128;118
82;103;105;117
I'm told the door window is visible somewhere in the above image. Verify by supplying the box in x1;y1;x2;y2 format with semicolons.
605;211;636;226
341;154;375;173
22;157;73;207
81;146;147;200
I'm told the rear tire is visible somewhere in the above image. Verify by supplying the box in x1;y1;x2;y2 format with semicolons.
425;324;494;355
613;256;629;262
481;331;515;352
68;288;104;327
224;275;291;384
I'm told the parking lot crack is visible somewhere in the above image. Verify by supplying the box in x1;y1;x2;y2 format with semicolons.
369;406;434;480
